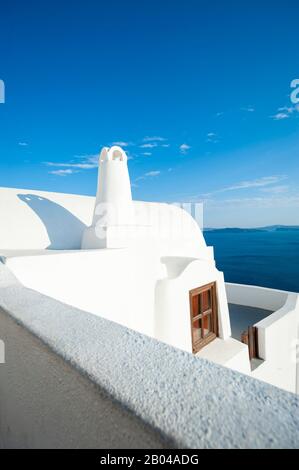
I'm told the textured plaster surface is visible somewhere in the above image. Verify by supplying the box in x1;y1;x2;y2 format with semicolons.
1;263;299;448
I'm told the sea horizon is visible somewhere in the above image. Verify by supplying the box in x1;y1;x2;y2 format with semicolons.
204;226;299;293
204;225;299;231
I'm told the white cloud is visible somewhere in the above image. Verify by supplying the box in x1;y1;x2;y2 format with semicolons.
260;185;289;194
140;143;158;148
46;161;96;169
18;142;28;146
179;143;191;154
221;175;287;192
271;105;299;120
135;170;161;182
207;132;218;143
272;112;290;120
201;176;287;198
142;136;167;142
45;154;99;170
141;152;152;156
139;137;169;149
145;170;161;177
241;106;255;112
205;194;299;209
112;141;132;147
202;192;299;228
278;106;296;113
49;169;78;176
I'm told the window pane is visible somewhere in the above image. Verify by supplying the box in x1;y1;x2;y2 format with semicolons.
200;289;211;313
192;294;199;318
202;314;212;337
192;317;202;343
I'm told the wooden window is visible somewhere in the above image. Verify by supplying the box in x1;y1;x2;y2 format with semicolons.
189;282;218;354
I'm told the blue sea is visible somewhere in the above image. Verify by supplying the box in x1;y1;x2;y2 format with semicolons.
203;229;299;293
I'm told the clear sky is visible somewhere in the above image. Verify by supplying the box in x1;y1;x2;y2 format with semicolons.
0;0;299;227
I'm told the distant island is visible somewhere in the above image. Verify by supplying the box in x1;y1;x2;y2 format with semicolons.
204;225;299;233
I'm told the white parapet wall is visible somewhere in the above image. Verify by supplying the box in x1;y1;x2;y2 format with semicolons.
1;263;299;449
226;283;299;393
225;282;290;311
3;248;160;338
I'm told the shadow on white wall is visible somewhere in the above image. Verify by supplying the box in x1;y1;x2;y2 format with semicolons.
18;194;87;249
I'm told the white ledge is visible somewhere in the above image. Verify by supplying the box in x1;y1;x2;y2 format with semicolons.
1;263;299;448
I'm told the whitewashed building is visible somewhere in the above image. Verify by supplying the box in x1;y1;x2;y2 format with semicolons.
0;146;298;395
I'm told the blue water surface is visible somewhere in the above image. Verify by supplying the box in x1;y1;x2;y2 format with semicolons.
203;230;299;293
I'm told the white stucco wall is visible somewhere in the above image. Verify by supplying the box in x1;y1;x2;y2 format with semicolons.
155;259;231;352
253;294;299;393
226;283;290;311
4;249;160;338
226;283;299;393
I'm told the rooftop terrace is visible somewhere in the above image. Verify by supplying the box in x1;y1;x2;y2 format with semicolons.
229;303;273;340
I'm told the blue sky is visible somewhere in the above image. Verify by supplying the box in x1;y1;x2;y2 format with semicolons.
0;0;299;227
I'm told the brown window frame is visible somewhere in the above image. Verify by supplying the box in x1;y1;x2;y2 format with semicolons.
189;282;219;354
241;326;259;360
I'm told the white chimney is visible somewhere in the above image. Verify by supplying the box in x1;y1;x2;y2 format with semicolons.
81;146;135;249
